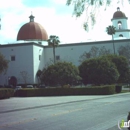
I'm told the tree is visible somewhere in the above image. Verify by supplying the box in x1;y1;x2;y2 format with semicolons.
41;62;81;87
79;46;99;62
79;46;111;62
106;25;116;54
20;71;30;85
0;52;8;74
99;46;111;56
102;54;130;83
66;0;130;31
79;57;119;85
118;44;130;64
47;35;60;64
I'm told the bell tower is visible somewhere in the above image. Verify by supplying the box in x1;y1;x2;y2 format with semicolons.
111;7;130;39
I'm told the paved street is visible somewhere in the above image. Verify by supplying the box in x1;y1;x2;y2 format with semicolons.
0;93;130;130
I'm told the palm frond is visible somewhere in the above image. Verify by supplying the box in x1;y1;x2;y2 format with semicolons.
47;35;60;47
106;25;116;35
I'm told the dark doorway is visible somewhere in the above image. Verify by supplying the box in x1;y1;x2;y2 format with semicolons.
8;76;17;88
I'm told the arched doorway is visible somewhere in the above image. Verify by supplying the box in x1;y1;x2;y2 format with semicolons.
8;76;17;88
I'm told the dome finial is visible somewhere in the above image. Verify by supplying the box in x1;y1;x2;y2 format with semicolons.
117;7;120;11
29;12;35;22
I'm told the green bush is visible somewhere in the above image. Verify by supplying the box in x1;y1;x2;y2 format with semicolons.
0;52;9;74
79;57;119;85
15;85;115;97
14;88;37;97
0;88;14;99
102;54;130;83
41;61;81;86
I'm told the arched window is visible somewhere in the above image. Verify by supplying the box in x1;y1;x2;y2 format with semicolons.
118;21;122;29
119;34;123;37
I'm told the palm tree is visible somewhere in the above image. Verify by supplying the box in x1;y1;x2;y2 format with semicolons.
47;35;60;64
106;25;116;54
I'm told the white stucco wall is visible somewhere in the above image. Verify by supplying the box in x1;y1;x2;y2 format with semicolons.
112;18;130;39
112;18;128;30
114;31;130;38
0;43;34;85
33;45;44;84
44;39;130;66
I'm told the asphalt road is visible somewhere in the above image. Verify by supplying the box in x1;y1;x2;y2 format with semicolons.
0;94;130;130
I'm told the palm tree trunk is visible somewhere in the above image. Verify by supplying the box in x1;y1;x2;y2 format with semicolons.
112;35;115;54
53;45;56;64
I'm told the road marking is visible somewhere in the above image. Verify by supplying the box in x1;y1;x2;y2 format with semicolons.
0;118;37;128
52;108;83;116
52;102;115;117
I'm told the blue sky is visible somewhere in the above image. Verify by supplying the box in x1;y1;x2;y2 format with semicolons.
0;0;130;44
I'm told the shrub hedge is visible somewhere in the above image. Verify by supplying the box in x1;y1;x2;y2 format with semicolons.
15;85;115;97
0;88;14;99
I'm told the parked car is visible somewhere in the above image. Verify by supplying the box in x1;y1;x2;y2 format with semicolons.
26;85;33;88
39;84;46;88
15;86;22;91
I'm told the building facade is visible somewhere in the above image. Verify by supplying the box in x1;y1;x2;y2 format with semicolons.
0;8;130;86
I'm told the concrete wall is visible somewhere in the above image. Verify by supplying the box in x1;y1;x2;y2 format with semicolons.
33;45;44;84
44;39;130;66
0;44;34;85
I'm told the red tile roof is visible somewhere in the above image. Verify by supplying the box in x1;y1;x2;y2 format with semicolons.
17;19;48;41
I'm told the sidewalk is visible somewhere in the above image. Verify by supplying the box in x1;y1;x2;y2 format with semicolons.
0;92;129;114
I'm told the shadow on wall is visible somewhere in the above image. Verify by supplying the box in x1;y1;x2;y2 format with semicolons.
34;49;44;84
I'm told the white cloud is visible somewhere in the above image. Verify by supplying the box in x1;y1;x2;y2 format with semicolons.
0;0;23;9
52;0;67;5
0;0;130;44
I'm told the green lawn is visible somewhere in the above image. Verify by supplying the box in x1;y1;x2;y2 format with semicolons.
121;90;130;93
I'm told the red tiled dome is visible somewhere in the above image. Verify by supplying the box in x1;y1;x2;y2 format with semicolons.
17;15;48;41
113;7;126;19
